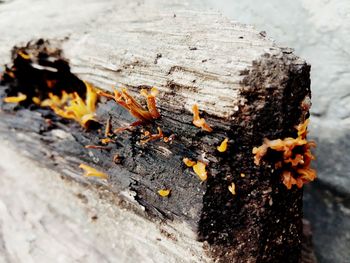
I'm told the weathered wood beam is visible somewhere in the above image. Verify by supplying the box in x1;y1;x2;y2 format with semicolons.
0;0;312;262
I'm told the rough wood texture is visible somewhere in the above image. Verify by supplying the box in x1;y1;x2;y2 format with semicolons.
0;0;312;262
0;140;209;263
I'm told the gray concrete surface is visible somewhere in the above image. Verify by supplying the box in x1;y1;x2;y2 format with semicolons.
201;1;350;262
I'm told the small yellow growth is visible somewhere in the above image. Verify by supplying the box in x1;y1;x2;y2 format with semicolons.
192;104;213;132
105;116;112;137
17;50;31;60
240;173;245;178
163;134;175;143
193;161;208;181
5;70;15;79
296;118;309;138
217;138;229;152
101;138;114;144
140;87;161;119
183;158;208;181
4;93;27;103
158;189;171;197
32;97;41;105
41;91;73;108
228;182;236;195
140;127;164;144
79;164;108;180
41;82;98;128
183;158;196;167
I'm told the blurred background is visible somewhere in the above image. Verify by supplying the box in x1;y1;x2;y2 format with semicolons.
201;1;350;262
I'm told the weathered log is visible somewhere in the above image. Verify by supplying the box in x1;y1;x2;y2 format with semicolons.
0;0;312;262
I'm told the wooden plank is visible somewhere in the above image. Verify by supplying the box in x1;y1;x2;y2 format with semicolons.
0;0;313;262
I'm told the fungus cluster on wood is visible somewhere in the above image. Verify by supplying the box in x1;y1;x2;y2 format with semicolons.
1;42;100;129
40;82;99;128
183;158;208;182
98;87;160;123
0;40;316;202
252;119;316;189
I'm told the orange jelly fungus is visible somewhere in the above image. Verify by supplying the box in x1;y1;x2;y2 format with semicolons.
183;158;196;167
192;104;213;132
79;164;108;180
41;82;98;128
17;50;31;60
98;87;161;122
252;119;316;189
158;189;171;197
228;182;236;195
140;87;161;119
140;127;164;144
32;97;41;105
105;116;112;137
101;138;115;144
3;93;27;103
217;138;229;152
193;161;208;181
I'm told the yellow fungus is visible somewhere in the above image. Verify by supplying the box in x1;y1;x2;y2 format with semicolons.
6;70;15;79
217;138;229;152
41;82;98;128
32;96;41;105
193;161;208;181
163;134;175;143
183;158;196;167
101;138;115;144
4;93;27;103
140;87;161;119
158;189;171;197
296;118;309;138
79;164;108;180
240;173;245;178
192;104;213;132
17;50;31;60
113;154;122;164
99;87;160;122
228;182;236;195
140;127;163;144
105;116;112;137
252;119;316;189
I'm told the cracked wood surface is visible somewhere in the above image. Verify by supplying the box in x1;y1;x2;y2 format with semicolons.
0;0;292;119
